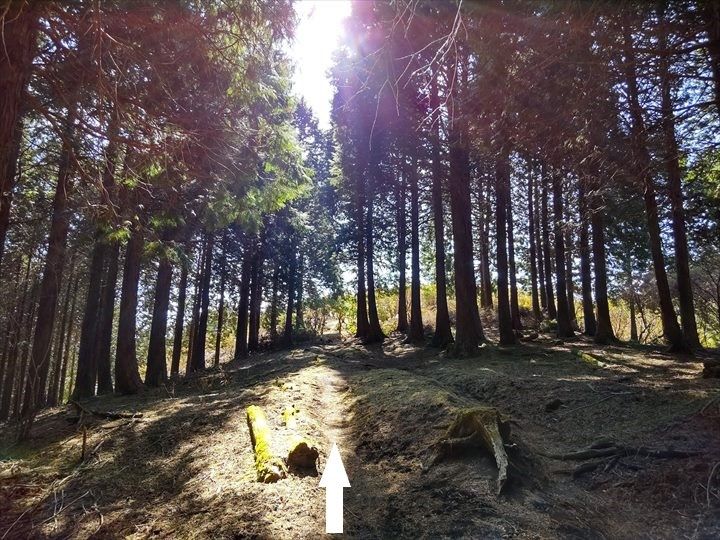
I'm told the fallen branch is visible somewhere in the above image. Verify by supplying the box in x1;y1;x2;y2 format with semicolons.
548;443;701;462
69;401;143;420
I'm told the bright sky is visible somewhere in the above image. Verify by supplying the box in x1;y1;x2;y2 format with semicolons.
291;0;352;128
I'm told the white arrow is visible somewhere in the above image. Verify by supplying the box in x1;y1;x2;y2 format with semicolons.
319;443;350;534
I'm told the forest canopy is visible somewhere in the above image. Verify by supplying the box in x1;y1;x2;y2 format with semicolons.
0;0;719;436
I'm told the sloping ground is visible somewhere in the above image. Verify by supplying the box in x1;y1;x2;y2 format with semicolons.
1;336;719;539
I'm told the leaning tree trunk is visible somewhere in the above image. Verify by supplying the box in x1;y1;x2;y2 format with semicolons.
19;108;77;436
578;180;597;336
145;256;173;386
495;141;517;346
429;74;453;347
0;2;39;270
408;163;424;343
540;166;557;319
171;254;189;375
114;231;145;395
623;24;687;352
552;173;574;339
658;26;700;349
396;169;408;333
96;241;119;394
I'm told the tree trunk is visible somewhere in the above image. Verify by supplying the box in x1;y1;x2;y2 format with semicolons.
19;108;77;434
355;180;370;340
365;198;385;343
535;176;547;312
248;245;263;352
186;244;204;371
507;183;522;332
269;263;280;341
495;142;516;346
74;111;120;399
565;208;578;331
590;191;616;344
0;257;32;420
578;180;597;336
214;233;227;367
114;231;144;394
408;162;424;343
283;250;297;346
96;241;119;394
145;256;173;386
623;24;687;352
540;166;557;319
295;254;304;330
171;255;189;375
190;233;214;372
0;2;39;270
658;20;700;349
478;175;494;310
47;257;76;406
429;74;453;347
234;245;252;360
703;1;720;114
448;125;485;355
527;168;541;321
396;169;408;333
552;173;574;338
58;277;80;405
14;278;39;420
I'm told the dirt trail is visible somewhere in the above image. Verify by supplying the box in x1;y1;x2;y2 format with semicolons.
1;337;719;539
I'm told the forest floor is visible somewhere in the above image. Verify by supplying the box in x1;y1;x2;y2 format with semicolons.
1;332;720;539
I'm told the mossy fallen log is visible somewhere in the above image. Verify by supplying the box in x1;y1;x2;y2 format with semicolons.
572;349;601;368
428;407;511;495
246;405;287;483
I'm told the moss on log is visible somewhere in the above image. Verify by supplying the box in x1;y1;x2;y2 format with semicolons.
246;405;287;483
573;349;600;368
429;407;511;495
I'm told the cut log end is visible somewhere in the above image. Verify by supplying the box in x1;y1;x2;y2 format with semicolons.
287;436;319;471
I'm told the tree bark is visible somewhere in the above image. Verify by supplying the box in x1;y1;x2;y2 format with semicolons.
145;256;173;386
190;233;214;372
58;277;80;405
114;231;144;394
171;254;189;375
565;207;578;331
214;233;227;366
590;191;616;344
96;241;119;394
408;162;424;343
186;244;204;371
578;180;597;336
234;244;252;360
283;250;297;346
365;197;385;343
429;74;453;347
19;107;77;434
396;169;408;333
534;176;547;312
528;168;542;321
623;23;687;352
495;141;517;345
552;173;574;338
658;17;700;348
269;263;280;341
448;125;485;355
355;177;370;340
540;165;557;319
0;2;39;270
248;243;263;352
47;256;76;406
507;182;522;332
